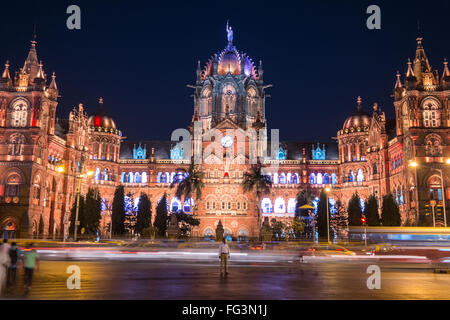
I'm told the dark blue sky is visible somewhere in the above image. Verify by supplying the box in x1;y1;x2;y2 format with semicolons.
0;0;449;142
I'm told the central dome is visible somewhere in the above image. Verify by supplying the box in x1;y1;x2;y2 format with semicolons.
200;23;259;80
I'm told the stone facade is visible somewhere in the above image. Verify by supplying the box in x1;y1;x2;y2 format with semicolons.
0;31;448;239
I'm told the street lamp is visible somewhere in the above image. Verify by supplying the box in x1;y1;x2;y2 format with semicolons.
325;187;331;244
74;170;94;241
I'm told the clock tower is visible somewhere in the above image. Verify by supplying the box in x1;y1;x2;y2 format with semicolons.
187;23;269;238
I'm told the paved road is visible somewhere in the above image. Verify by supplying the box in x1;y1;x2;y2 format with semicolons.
2;259;450;300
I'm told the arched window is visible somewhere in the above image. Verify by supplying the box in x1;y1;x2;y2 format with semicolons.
357;169;364;182
279;173;286;184
428;176;443;201
183;198;193;213
170;198;181;212
120;172;126;183
134;172;141;183
128;172;133;183
293;173;299;184
274;197;286;214
349;170;355;182
103;169;108;181
5;173;21;197
422;99;441;127
32;175;41;205
331;173;337;185
94;168;101;181
8;134;25;156
170;172;176;183
359;198;365;212
261;198;273;214
142;172;148;184
287;198;297;214
164;172;169;183
11;99;28;127
317;173;323;185
286;173;292;184
373;163;378;174
323;173;330;185
157;172;162;183
310;173;316;185
273;173;279;184
204;228;214;238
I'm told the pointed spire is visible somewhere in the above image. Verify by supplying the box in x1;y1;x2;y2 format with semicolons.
36;60;45;79
356;96;362;110
406;58;415;78
2;60;11;80
443;58;450;78
394;71;402;88
49;72;57;90
23;37;39;78
413;37;431;80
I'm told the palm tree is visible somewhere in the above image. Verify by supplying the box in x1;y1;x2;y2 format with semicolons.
242;164;272;235
170;163;204;215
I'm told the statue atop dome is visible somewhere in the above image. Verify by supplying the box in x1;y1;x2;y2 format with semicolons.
226;21;233;46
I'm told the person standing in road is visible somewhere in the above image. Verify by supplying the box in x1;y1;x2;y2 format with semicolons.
7;242;19;288
22;243;39;294
2;239;11;256
0;240;10;295
219;238;230;276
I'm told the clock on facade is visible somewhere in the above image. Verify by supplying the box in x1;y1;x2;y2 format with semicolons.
221;135;233;148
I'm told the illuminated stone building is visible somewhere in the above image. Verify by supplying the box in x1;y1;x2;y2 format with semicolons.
0;29;448;239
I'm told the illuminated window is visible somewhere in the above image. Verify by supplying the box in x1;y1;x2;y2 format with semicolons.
287;198;297;214
11;100;28;127
274;197;286;214
261;198;273;214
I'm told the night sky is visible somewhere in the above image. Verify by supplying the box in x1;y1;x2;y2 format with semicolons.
0;0;449;142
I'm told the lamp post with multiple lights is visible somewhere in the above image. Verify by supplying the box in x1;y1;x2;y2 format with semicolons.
409;158;449;227
58;165;94;241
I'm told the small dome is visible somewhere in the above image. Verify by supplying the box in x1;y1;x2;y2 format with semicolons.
343;109;370;130
87;98;117;130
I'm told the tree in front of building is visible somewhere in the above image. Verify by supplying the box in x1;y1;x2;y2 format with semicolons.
316;189;329;239
365;194;380;226
330;200;349;241
242;164;272;232
135;192;152;235
154;193;168;237
38;214;45;239
381;193;401;226
69;194;85;236
84;188;102;235
348;193;363;226
291;217;305;238
172;211;200;238
111;185;126;236
170;163;204;215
